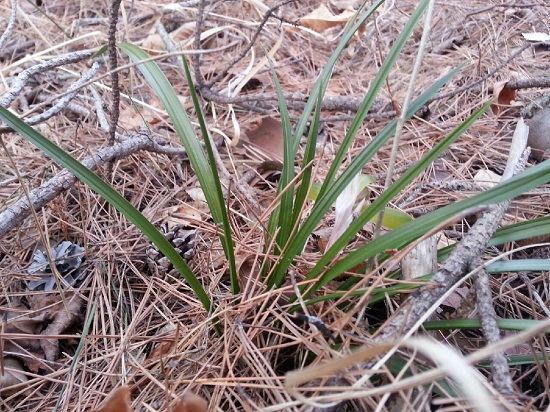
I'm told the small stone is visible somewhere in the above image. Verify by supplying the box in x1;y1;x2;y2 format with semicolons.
527;107;550;161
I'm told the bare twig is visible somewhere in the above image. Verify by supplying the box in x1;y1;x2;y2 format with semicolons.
108;0;122;147
204;0;295;89
506;77;550;91
0;132;189;237
0;63;99;134
0;51;92;109
472;257;515;396
88;85;111;132
427;42;531;105
200;87;388;112
156;21;186;73
0;63;100;132
0;0;17;49
25;64;98;122
192;0;208;88
34;93;92;120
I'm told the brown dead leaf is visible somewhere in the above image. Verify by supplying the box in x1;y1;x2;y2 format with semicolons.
299;5;363;34
242;116;284;163
491;80;516;114
29;292;84;361
119;95;190;130
236;254;262;292
118;96;165;130
170;392;208;412
146;323;179;363
91;386;132;412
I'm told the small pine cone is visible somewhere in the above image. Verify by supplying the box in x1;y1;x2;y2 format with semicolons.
146;224;196;277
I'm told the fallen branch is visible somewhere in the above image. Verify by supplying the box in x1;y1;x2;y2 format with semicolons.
0;133;188;237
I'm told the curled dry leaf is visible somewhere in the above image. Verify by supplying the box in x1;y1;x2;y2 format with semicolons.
91;386;132;412
491;80;516;114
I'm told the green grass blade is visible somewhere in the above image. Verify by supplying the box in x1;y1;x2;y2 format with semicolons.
0;106;212;312
266;53;295;264
489;215;550;246
317;0;430;201
181;55;238;294
302;102;491;293
270;66;462;284
118;43;237;293
292;94;324;228
423;318;550;333
292;0;385;145
486;259;550;272
438;215;550;262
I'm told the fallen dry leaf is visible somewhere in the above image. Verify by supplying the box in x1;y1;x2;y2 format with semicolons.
142;23;195;55
29;292;84;361
91;386;132;412
491;80;516;114
473;169;501;188
170;392;208;412
146;323;179;363
242;116;284;163
299;5;363;34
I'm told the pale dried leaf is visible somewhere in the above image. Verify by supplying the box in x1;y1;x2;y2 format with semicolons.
299;4;358;33
473;169;501;188
522;32;550;42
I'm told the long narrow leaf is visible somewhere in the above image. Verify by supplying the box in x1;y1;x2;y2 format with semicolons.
270;66;462;284
292;94;324;231
302;102;492;294
180;55;238;294
266;53;295;265
118;43;238;293
292;0;386;145
317;0;430;201
423;318;550;333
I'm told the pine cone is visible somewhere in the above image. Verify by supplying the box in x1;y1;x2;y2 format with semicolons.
146;224;196;277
